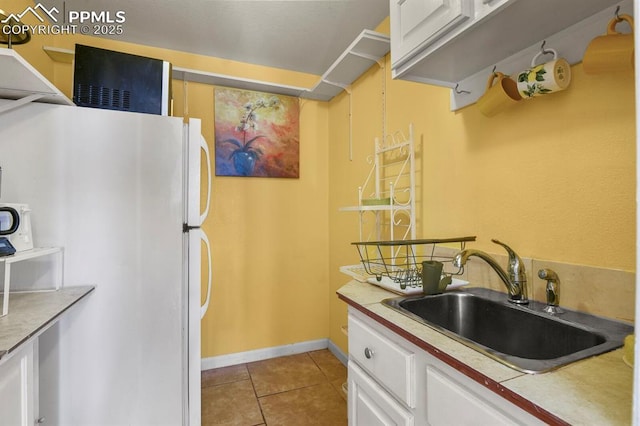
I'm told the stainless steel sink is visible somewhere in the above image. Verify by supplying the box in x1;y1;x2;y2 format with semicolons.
382;287;633;373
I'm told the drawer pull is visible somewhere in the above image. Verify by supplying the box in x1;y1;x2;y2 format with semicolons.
364;347;375;359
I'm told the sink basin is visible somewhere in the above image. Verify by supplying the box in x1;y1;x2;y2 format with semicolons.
382;287;633;373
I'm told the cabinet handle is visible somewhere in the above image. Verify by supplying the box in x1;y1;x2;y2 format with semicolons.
36;417;46;424
364;347;374;359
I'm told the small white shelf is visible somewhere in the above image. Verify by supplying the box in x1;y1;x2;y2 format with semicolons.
0;48;73;111
304;30;390;101
0;247;64;317
0;247;61;263
175;29;389;101
172;67;309;98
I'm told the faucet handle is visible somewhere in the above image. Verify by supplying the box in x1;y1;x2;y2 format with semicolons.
491;239;518;260
491;239;526;278
491;239;528;303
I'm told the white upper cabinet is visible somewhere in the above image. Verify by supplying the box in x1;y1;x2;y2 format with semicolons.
390;0;629;97
390;0;474;68
390;0;513;81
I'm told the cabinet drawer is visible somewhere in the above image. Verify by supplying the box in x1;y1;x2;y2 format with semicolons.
349;312;416;407
348;362;414;426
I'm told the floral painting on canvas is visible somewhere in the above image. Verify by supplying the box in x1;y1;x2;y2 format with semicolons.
214;87;300;178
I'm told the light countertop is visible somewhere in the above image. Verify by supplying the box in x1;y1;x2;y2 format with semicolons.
0;286;95;361
337;280;633;425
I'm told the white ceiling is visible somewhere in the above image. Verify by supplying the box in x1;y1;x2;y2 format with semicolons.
37;0;390;76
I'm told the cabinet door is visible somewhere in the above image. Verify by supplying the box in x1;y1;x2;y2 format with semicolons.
426;364;544;425
0;342;35;426
390;0;473;67
348;362;414;426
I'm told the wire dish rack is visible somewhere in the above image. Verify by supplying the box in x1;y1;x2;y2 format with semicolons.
341;236;476;295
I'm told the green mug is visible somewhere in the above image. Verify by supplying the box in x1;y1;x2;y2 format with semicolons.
422;260;446;295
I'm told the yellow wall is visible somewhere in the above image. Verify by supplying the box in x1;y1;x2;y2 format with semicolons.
4;1;635;359
2;0;330;358
327;19;636;353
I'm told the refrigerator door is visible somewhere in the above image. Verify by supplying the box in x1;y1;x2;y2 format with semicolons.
0;102;192;425
183;119;210;425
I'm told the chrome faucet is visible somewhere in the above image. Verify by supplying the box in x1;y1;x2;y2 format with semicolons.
453;239;529;304
538;268;563;314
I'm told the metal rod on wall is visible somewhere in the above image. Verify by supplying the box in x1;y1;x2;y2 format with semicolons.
349;90;353;161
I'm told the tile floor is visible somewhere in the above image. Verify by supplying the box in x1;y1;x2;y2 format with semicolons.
201;349;348;426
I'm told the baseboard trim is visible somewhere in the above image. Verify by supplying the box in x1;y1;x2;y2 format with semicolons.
327;340;348;366
201;338;330;370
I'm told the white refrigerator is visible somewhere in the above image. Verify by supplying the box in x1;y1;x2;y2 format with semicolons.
0;100;211;426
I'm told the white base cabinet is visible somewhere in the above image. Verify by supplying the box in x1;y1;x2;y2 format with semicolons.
347;307;545;425
0;341;36;426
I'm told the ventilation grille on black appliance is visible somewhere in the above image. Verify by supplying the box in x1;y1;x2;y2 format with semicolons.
75;84;131;110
